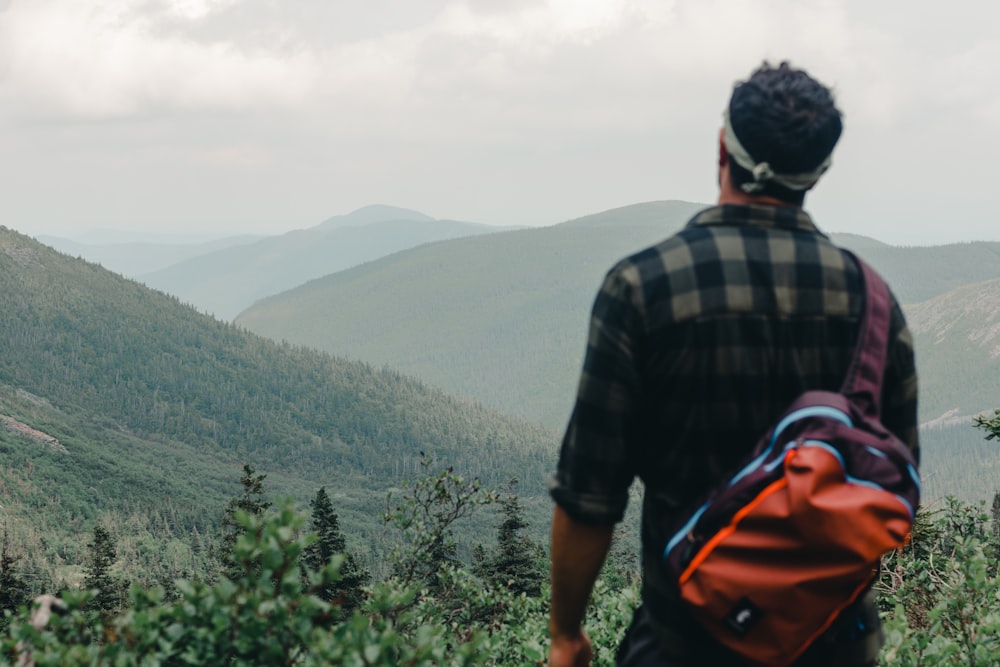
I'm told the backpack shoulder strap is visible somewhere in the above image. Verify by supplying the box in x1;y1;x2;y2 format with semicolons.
840;250;893;417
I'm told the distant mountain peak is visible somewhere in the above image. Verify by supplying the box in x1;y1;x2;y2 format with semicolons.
829;232;891;249
319;205;434;230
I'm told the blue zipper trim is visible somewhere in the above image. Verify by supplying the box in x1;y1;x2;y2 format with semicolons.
664;502;710;557
728;405;852;488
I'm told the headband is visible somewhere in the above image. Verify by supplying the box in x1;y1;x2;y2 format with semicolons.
722;109;832;193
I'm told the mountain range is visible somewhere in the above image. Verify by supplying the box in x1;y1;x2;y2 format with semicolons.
37;233;263;278
233;201;1000;502
236;201;1000;426
13;196;999;559
136;205;506;320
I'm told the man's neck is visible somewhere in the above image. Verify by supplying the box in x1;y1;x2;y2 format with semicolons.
717;189;800;208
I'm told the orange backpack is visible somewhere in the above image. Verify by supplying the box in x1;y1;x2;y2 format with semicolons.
661;254;920;667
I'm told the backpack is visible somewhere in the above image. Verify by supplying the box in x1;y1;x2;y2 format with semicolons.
660;253;920;667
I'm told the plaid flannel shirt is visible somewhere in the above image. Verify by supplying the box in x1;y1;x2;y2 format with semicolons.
550;204;919;654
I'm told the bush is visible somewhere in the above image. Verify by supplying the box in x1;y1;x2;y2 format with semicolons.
879;498;1000;665
1;503;490;666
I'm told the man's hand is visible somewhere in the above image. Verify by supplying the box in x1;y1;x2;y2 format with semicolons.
549;630;593;667
548;506;614;667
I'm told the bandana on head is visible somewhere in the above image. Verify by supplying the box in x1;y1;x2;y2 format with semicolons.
722;110;833;193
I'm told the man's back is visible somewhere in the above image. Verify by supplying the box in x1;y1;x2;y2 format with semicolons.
547;62;919;667
552;202;918;662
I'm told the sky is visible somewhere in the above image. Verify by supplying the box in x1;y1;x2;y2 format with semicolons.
0;0;997;246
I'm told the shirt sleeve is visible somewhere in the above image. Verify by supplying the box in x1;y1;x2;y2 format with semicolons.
550;264;643;524
881;297;920;464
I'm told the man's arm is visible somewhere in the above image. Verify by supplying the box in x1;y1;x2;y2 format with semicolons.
549;504;615;667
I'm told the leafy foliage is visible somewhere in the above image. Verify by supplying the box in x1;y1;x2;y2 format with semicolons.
975;408;1000;442
382;455;498;590
0;466;997;665
879;498;1000;665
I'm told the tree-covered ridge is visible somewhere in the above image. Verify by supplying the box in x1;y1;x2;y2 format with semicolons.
0;225;559;590
0;226;555;488
237;201;708;430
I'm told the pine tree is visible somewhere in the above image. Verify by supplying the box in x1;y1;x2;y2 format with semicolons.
991;491;1000;541
84;524;119;614
475;481;544;597
0;529;30;626
303;487;369;611
219;464;272;579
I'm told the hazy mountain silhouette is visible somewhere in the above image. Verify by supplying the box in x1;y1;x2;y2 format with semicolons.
139;205;503;320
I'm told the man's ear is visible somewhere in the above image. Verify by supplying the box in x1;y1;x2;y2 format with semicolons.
718;127;728;167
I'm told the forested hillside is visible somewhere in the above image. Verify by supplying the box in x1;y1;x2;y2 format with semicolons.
236;201;1000;427
138;205;502;320
0;225;557;583
237;201;706;430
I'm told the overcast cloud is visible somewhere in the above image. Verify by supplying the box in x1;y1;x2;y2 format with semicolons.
0;0;997;244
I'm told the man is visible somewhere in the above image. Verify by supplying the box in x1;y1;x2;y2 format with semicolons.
548;62;919;667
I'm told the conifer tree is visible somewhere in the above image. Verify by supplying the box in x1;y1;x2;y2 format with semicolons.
992;491;1000;541
0;529;30;626
303;487;369;611
219;464;272;579
84;524;119;614
976;412;1000;545
474;480;544;597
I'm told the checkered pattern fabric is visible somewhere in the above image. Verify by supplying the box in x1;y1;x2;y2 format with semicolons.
550;204;919;653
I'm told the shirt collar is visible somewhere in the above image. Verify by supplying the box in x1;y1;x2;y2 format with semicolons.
686;204;827;237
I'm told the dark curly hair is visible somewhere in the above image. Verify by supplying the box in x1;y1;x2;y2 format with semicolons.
727;62;843;205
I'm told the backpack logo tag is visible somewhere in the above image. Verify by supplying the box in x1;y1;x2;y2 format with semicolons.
725;597;763;637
